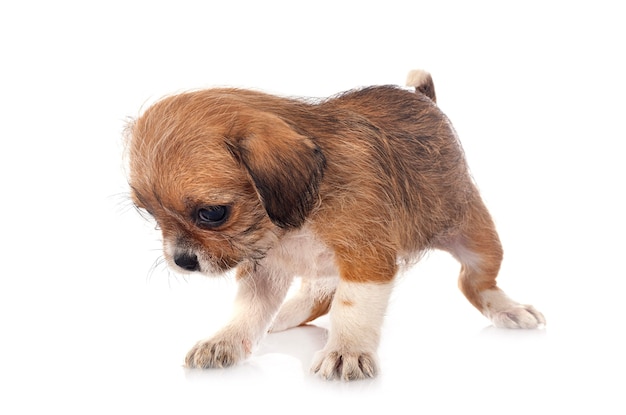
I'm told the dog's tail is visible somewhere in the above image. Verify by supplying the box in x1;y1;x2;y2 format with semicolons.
406;69;436;103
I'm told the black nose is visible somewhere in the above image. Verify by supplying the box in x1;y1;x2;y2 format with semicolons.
174;253;199;272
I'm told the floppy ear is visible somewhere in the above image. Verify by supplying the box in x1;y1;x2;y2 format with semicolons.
226;113;326;228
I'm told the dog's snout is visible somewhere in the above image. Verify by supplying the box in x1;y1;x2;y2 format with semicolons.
174;253;200;272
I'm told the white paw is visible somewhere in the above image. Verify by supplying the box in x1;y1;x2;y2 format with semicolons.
489;304;546;329
480;289;546;329
184;336;251;369
311;349;378;381
269;310;306;333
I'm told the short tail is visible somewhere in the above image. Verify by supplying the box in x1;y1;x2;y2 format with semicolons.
406;69;436;103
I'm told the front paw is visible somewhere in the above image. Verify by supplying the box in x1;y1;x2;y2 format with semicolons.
185;337;251;369
311;349;378;381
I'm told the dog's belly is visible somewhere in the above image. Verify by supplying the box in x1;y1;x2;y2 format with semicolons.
264;226;338;279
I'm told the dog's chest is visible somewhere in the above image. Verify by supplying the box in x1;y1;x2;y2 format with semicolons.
264;227;337;278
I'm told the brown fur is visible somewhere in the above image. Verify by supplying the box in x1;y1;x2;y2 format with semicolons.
128;81;500;311
301;294;334;326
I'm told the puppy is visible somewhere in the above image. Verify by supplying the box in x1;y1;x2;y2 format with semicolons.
126;70;545;381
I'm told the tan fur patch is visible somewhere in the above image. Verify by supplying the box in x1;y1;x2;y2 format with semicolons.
300;294;333;326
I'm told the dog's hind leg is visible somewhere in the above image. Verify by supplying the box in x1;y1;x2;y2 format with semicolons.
439;192;546;329
269;278;337;332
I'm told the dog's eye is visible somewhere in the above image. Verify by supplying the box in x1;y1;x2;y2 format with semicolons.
195;206;229;228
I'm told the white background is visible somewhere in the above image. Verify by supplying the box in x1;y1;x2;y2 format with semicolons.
1;1;625;413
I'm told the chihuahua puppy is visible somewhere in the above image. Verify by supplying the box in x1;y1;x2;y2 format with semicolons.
126;70;545;381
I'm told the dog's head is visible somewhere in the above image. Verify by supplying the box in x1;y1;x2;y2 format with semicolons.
126;90;325;274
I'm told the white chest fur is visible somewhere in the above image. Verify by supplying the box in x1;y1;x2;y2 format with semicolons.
263;226;338;279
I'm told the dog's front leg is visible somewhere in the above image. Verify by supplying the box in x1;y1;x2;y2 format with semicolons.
311;277;394;381
185;263;292;369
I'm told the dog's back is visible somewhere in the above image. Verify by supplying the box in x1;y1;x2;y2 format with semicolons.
305;79;473;256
